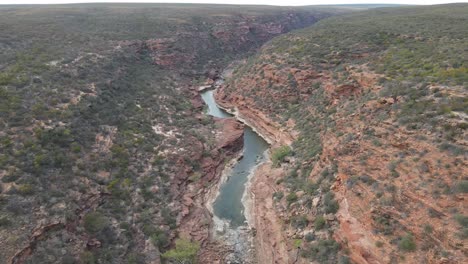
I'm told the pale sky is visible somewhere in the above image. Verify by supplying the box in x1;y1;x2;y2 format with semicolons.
0;0;466;6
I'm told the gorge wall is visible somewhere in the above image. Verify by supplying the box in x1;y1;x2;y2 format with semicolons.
219;4;468;264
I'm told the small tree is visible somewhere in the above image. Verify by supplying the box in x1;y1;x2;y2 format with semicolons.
162;238;200;264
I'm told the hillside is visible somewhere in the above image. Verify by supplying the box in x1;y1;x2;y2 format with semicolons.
0;4;348;264
217;4;467;263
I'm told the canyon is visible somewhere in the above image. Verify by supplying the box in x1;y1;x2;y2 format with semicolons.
0;3;467;264
0;3;348;263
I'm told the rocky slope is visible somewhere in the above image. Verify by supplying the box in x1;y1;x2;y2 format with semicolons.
0;3;350;263
220;4;467;263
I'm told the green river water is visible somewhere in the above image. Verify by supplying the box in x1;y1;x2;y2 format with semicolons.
201;90;269;227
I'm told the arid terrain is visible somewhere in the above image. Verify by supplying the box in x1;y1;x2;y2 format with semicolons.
218;4;467;263
0;3;466;264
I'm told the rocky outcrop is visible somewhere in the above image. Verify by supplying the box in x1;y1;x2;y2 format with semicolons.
215;88;296;147
10;222;65;264
248;163;293;264
177;116;245;262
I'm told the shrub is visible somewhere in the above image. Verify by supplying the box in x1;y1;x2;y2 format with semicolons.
305;232;315;242
71;142;82;153
80;251;95;264
423;224;433;234
271;146;292;167
291;215;309;229
301;239;340;263
314;216;326;230
455;180;468;193
358;175;375;185
373;214;396;235
287;238;298;249
305;181;319;195
273;191;284;200
398;233;416;252
323;192;339;214
0;217;12;227
84;212;109;234
339;255;351;264
62;254;77;264
286;192;298;205
127;253;145;264
17;184;34;196
454;214;468;227
151;229;169;249
162;238;200;264
458;228;468;239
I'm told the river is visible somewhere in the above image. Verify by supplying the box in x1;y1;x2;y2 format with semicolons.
201;89;269;228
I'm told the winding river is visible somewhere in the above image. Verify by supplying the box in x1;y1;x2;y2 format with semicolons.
201;90;269;228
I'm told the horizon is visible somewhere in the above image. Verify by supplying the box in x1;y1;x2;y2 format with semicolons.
0;0;467;6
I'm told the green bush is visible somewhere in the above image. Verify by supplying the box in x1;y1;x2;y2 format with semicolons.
339;255;351;264
323;192;339;214
305;232;315;242
71;142;82;153
0;217;12;227
458;228;468;239
80;251;96;264
301;239;340;263
455;180;468;193
127;253;146;264
454;214;468;227
17;184;34;196
162;238;200;264
314;216;326;230
273;191;284;200
271;146;292;167
455;215;468;239
286;192;298;205
398;233;416;252
84;212;109;234
291;215;309;229
293;239;302;248
423;224;433;234
150;229;169;249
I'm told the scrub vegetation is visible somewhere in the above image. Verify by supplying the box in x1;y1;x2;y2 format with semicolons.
222;3;467;263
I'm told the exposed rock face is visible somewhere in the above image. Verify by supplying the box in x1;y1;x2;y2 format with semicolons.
215;118;245;151
248;163;293;264
215;88;296;147
210;14;320;53
177;116;244;262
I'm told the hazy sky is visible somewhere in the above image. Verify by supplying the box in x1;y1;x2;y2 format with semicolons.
0;0;466;6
